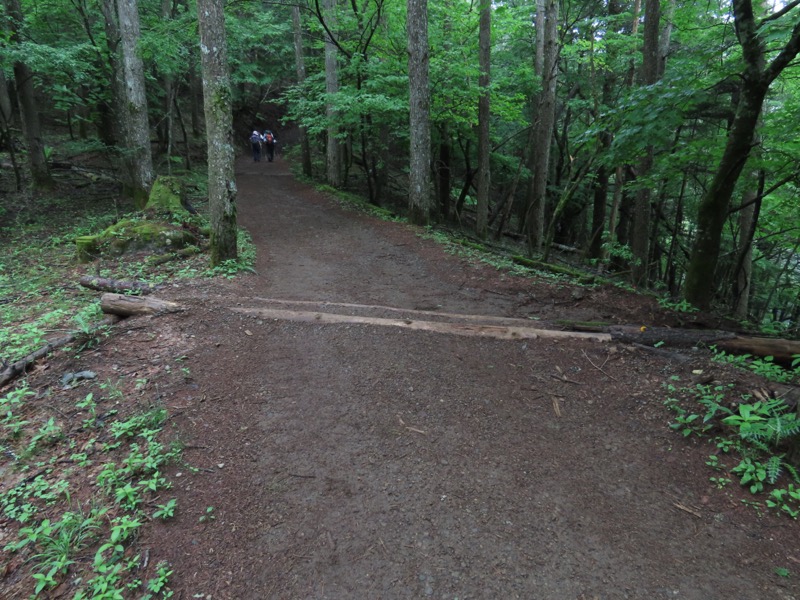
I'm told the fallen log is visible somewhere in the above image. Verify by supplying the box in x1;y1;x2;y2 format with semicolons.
231;307;612;343
100;293;184;317
79;275;159;295
0;315;121;388
608;325;737;347
714;336;800;368
608;326;800;366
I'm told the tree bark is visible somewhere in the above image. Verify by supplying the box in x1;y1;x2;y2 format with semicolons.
197;0;238;265
407;0;433;225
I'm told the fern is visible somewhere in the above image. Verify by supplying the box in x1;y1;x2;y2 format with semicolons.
767;455;783;485
784;462;800;484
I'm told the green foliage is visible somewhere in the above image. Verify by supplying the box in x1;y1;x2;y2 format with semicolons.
658;298;699;314
711;347;799;384
0;375;180;597
664;378;800;516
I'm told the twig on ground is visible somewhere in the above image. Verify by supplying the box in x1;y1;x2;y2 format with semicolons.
552;397;562;417
672;501;702;518
581;349;618;381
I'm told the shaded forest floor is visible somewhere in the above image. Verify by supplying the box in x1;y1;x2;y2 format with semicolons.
3;155;800;599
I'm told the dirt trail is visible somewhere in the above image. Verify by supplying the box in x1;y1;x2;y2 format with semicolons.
143;156;800;599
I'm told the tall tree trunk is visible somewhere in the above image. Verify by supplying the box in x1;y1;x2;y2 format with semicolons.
324;0;342;187
684;1;800;309
475;0;491;238
101;0;153;206
197;0;238;265
630;0;661;286
292;5;313;178
407;0;433;225
525;0;559;253
116;0;154;206
6;0;53;189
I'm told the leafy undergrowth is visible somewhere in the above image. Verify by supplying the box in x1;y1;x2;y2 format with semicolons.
0;179;255;597
1;376;181;598
1;188;254;371
664;356;800;519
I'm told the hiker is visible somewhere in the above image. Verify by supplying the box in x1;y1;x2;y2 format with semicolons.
250;130;262;162
262;130;276;162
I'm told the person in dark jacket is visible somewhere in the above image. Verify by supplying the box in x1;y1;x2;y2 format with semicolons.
262;130;276;162
250;130;262;162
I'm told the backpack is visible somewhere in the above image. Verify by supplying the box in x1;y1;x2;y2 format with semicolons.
250;132;260;144
265;133;274;144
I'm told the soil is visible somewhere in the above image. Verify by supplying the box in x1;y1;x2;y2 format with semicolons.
8;155;800;599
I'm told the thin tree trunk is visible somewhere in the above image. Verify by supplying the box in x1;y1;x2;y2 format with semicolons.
525;0;559;253
292;5;313;178
324;0;342;187
475;0;491;238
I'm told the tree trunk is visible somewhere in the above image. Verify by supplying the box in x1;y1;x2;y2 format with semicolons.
324;0;342;187
197;0;238;265
0;69;22;191
732;181;758;319
407;0;433;226
631;0;661;287
437;126;452;220
684;1;800;309
117;0;153;205
292;5;313;178
525;0;559;253
475;0;491;238
6;0;53;189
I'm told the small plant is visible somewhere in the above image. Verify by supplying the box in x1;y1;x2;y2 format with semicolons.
199;506;215;523
774;567;791;578
731;457;772;494
766;484;800;518
143;561;174;598
658;297;699;313
152;498;177;520
709;476;732;489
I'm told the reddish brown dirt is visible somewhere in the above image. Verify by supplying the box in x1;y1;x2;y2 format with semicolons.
35;156;800;598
